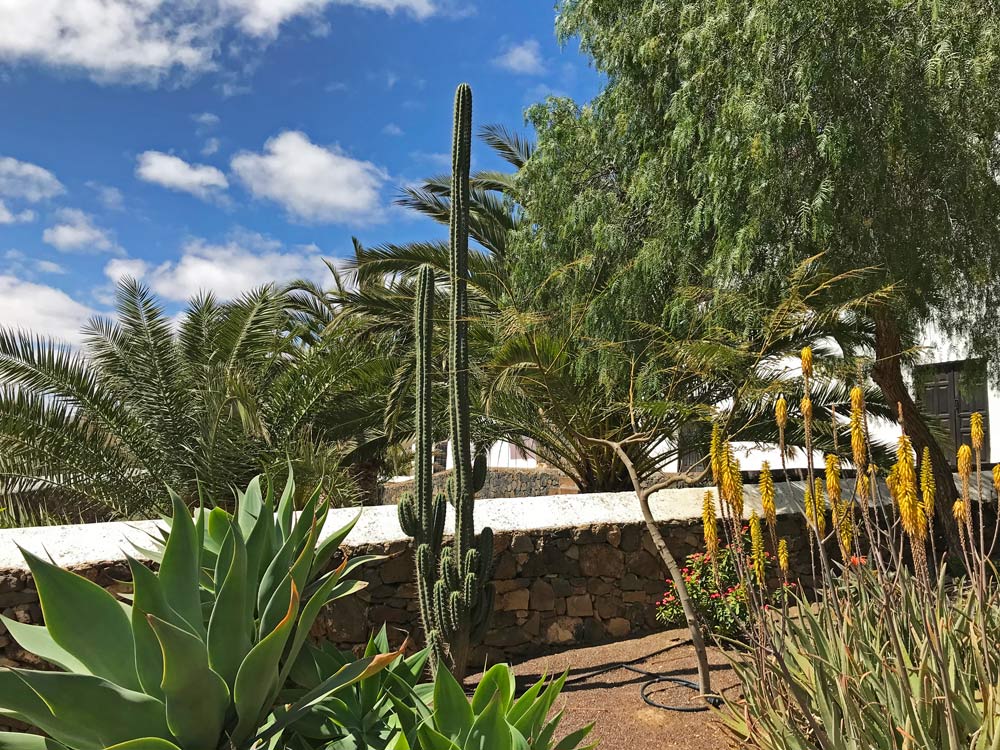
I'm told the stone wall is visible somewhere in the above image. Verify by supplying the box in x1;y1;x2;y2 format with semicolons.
378;467;563;505
0;483;819;672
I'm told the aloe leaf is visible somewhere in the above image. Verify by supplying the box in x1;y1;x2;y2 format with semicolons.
20;548;139;691
148;615;230;750
159;490;204;637
0;618;89;674
2;669;171;750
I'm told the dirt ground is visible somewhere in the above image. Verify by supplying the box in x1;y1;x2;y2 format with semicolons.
470;629;740;750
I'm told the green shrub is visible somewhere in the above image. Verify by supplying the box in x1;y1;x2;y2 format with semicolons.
656;536;792;638
0;475;392;750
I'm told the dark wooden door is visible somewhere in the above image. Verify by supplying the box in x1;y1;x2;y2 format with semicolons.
915;360;989;463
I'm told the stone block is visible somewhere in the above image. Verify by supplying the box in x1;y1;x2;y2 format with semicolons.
578;544;625;578
565;594;593;617
529;579;555;611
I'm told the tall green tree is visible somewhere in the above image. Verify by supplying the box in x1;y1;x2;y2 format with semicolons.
0;278;379;521
520;0;1000;545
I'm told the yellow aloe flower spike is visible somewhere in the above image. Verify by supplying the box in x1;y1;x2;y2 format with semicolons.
971;412;985;452
702;490;719;559
895;434;925;542
800;346;813;379
750;511;766;586
759;461;776;532
920;446;935;521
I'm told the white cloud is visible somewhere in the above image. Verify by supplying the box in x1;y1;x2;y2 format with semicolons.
382;123;404;136
105;233;331;301
201;137;221;156
231;131;386;223
0;275;95;344
225;0;434;37
0;156;64;202
42;209;119;254
0;200;35;224
136;151;228;199
104;257;150;283
192;111;220;130
0;0;436;85
493;39;545;75
87;182;125;210
36;260;66;274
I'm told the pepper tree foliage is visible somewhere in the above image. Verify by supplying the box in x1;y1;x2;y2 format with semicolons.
517;0;1000;374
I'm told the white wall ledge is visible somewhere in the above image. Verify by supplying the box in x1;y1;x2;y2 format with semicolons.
0;479;870;573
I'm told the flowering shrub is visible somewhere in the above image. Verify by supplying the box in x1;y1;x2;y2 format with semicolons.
656;536;793;638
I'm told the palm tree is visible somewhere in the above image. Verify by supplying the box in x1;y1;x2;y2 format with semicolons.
0;278;375;523
335;129;895;492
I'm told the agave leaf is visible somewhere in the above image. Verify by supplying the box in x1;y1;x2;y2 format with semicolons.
103;740;183;750
276;470;296;540
415;722;461;750
0;669;171;750
312;511;362;576
552;723;595;750
466;694;512;750
471;664;515;714
159;490;204;637
244;487;276;587
432;666;474;741
276;561;365;690
0;617;89;675
148;615;230;750
0;733;69;750
207;524;252;688
237;475;265;539
230;582;300;746
506;673;546;725
20;548;139;691
261;647;405;743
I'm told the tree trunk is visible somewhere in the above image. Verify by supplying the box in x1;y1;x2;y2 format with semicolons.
871;306;962;559
349;458;383;505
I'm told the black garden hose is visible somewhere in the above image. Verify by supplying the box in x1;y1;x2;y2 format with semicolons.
562;662;724;712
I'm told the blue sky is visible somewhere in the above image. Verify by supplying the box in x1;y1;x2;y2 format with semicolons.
0;0;601;343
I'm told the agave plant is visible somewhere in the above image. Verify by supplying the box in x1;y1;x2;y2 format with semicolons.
284;631;595;750
411;664;596;750
0;475;396;750
284;626;432;750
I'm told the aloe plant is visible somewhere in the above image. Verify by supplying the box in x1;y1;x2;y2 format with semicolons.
0;475;396;750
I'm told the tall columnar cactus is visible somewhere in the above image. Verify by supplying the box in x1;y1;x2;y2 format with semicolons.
398;83;494;679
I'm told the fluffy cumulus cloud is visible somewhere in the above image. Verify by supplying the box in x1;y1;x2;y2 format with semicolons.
0;0;436;84
105;231;331;301
0;275;95;344
231;131;386;223
42;209;120;254
0;156;64;202
136;151;228;199
493;39;545;75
